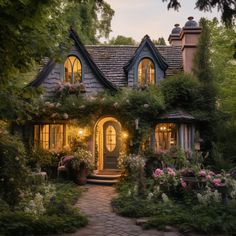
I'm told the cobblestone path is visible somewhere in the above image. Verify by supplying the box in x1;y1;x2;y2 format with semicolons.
66;185;183;236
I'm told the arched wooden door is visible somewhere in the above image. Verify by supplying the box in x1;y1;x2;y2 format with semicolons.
103;121;121;169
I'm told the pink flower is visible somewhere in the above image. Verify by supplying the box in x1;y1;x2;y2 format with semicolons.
181;180;187;188
206;174;212;180
208;171;215;176
153;168;163;178
212;178;221;186
63;156;74;163
167;167;176;176
199;170;206;177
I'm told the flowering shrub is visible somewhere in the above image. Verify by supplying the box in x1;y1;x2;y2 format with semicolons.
55;82;85;98
124;154;145;177
0;132;29;207
71;148;94;172
197;186;222;205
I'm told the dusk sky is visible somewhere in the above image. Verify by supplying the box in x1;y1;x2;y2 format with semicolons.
105;0;221;44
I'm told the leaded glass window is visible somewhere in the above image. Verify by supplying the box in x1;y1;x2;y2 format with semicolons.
105;125;116;152
64;56;82;83
138;58;155;86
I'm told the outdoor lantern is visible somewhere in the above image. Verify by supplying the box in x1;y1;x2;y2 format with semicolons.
78;129;84;136
122;132;128;139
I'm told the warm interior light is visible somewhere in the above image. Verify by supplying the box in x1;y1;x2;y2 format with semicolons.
78;129;84;136
123;132;128;138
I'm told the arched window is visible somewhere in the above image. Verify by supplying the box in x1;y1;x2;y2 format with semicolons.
64;56;82;83
138;58;155;86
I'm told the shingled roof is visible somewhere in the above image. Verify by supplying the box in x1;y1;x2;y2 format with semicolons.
86;44;182;87
157;110;195;122
29;29;183;89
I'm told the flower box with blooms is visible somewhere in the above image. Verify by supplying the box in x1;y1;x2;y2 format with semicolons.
55;81;86;98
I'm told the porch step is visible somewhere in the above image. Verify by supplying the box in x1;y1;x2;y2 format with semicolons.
86;178;119;185
89;173;121;180
87;170;122;185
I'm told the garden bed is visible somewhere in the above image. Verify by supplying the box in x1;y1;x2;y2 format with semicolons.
0;182;88;236
112;154;236;235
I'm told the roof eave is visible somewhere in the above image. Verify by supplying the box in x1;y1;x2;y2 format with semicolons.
69;28;118;91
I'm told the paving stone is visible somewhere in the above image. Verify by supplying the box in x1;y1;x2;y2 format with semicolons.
56;185;204;236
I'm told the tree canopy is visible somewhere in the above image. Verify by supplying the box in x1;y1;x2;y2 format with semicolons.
108;35;137;45
0;0;114;84
0;0;114;122
162;0;236;26
152;37;166;45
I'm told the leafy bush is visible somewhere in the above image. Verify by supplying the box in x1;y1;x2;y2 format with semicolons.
0;182;87;235
28;148;71;178
161;73;200;110
0;132;29;207
0;211;87;235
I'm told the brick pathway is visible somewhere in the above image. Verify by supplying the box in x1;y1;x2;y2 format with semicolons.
65;185;183;236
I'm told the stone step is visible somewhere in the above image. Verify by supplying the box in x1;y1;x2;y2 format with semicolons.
86;178;119;186
89;173;121;180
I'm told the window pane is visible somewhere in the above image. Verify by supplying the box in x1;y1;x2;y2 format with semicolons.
40;125;49;149
64;56;82;83
155;123;177;151
64;58;73;83
50;125;63;150
34;125;39;147
138;59;155;86
106;125;116;152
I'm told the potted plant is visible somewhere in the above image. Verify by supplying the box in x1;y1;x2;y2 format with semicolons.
66;148;93;185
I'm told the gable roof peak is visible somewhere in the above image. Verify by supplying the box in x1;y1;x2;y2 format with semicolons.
124;34;168;72
69;28;118;91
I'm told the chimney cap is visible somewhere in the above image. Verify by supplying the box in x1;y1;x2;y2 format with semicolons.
171;23;181;34
185;16;198;27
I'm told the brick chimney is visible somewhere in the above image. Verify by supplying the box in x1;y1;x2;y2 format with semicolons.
180;17;202;73
168;24;182;46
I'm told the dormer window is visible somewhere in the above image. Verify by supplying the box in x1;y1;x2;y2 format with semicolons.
64;56;82;83
138;58;155;86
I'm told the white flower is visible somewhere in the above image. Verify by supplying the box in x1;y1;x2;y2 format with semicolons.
161;193;170;203
55;103;61;108
147;192;154;200
63;113;69;119
143;104;149;108
113;102;119;108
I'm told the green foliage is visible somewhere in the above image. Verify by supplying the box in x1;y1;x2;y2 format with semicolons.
28;148;66;178
162;0;236;26
0;132;29;207
152;37;166;45
108;35;137;45
0;182;87;235
44;86;165;153
160;73;200;111
112;195;158;218
114;174;236;234
208;18;236;166
0;0;114;123
0;210;87;235
0;85;42;123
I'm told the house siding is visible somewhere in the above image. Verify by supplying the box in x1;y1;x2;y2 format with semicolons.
41;45;106;98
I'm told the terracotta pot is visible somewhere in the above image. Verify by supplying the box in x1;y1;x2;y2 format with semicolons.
75;167;88;185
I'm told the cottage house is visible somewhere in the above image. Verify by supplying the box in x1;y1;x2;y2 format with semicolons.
27;17;202;172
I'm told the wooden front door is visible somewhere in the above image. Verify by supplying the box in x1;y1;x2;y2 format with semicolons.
103;121;120;169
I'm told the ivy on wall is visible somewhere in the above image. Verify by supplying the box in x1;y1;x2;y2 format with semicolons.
33;73;208;153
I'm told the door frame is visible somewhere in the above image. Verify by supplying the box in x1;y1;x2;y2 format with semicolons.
94;116;121;171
